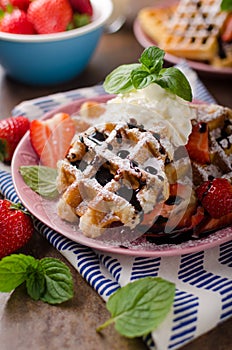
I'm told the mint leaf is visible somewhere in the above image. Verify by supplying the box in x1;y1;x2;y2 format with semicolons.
26;263;45;301
103;46;192;101
131;68;156;89
157;67;193;101
0;254;37;292
139;46;165;74
0;254;74;305
19;165;58;199
40;258;74;304
221;0;232;11
97;277;175;338
103;64;140;94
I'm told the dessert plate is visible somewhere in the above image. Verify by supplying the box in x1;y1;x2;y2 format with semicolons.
12;96;232;257
133;18;232;78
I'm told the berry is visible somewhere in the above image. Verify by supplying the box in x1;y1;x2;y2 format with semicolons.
0;0;31;11
0;116;30;162
186;121;211;164
30;113;76;168
0;200;34;259
222;13;232;42
27;0;73;34
69;0;93;16
196;178;232;219
0;8;35;34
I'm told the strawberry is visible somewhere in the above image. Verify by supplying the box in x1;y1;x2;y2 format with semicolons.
222;13;232;42
30;112;76;168
0;0;30;11
11;0;30;11
0;8;35;34
0;200;34;259
185;121;211;165
196;178;232;219
0;116;30;162
27;0;73;34
69;0;93;16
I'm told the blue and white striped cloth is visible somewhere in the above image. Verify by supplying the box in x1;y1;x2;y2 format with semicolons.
1;67;232;350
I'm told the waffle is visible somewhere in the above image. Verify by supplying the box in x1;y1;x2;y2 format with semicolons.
138;5;176;45
138;0;232;67
57;120;171;238
56;101;232;240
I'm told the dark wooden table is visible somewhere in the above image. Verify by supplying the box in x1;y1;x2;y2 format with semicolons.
0;4;232;349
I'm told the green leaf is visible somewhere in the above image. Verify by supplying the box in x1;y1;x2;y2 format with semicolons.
131;68;156;90
221;0;232;11
103;64;140;94
19;165;58;199
0;254;37;292
157;67;193;102
40;258;74;304
103;46;192;101
97;277;175;338
26;263;45;301
139;46;165;74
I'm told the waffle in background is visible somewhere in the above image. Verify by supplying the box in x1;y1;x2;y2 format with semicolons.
138;0;232;68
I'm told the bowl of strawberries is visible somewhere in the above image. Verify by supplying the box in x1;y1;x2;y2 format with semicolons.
0;0;112;85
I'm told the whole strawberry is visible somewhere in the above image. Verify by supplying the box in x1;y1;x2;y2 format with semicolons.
69;0;93;16
27;0;73;34
196;178;232;219
0;0;30;11
0;116;30;163
0;200;34;259
0;8;35;34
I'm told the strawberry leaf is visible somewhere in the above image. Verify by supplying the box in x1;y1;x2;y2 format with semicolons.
97;277;175;338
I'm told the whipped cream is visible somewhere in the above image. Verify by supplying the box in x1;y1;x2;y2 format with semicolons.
103;83;196;146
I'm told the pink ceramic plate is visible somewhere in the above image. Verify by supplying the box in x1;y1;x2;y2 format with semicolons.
12;96;232;257
133;18;232;78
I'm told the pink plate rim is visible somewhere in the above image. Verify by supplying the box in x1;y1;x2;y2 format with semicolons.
11;95;232;257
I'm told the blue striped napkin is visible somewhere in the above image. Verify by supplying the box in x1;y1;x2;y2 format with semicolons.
1;66;232;350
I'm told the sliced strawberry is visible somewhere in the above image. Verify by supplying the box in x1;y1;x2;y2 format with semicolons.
30;113;76;168
222;13;232;42
196;178;232;219
185;121;211;164
69;0;93;16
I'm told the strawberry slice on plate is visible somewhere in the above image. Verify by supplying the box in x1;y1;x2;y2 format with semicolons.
186;121;211;165
196;177;232;219
30;112;76;168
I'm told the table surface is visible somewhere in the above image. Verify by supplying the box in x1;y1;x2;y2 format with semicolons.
0;3;232;349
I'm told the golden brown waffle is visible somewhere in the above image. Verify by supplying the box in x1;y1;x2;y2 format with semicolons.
162;0;228;61
56;101;232;240
57;121;171;237
138;0;232;67
138;5;176;45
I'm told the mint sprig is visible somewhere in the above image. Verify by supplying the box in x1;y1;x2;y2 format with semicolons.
221;0;232;11
0;254;74;304
19;165;58;199
97;277;175;338
103;46;193;102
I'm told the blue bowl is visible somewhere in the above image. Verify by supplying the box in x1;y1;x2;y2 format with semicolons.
0;0;112;86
